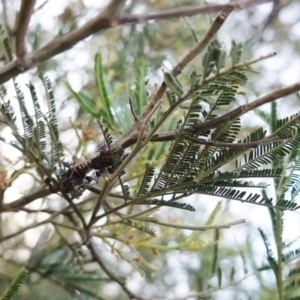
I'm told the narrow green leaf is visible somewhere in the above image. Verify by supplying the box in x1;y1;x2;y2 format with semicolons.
95;53;113;122
65;81;99;118
164;72;183;96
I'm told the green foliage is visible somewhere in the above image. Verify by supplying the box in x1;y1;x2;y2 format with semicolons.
259;228;278;274
94;53;114;123
250;94;300;300
1;4;300;300
124;220;156;235
0;267;28;300
132;59;148;115
202;40;226;78
137;163;155;197
164;71;184;96
230;41;244;66
24;230;111;299
0;75;65;182
136;199;195;211
99;123;130;200
39;73;64;172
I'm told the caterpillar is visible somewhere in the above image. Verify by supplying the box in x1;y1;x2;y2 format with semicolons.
46;143;127;194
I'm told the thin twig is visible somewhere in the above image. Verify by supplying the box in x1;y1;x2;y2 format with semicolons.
34;0;48;13
88;239;149;300
1;187;50;210
137;99;163;144
119;10;232;148
13;0;36;63
2;184;127;212
264;0;283;27
151;273;255;300
0;0;126;83
187;135;293;148
65;210;148;300
118;0;272;24
129;96;139;122
0;215;51;242
151;218;246;231
0;0;271;84
193;81;300;133
121;81;300;149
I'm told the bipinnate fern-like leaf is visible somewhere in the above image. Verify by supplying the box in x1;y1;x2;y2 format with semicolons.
241;140;297;170
182;184;297;210
3;37;13;62
0;71;65;182
166;90;178;105
164;71;184;96
258;228;278;273
146;90;298;210
267;201;283;242
282;247;300;264
99;125;123;172
137;164;155;197
286;163;300;199
0;100;17;133
216;88;237;107
14;80;34;147
202;40;226;78
230;41;243;66
210;118;241;144
0;267;28;300
98;123;130;200
124;220;156;236
205;179;268;188
201;40;249;84
284;267;300;298
227;70;248;85
285;268;300;296
136;199;195;212
203;169;283;181
39;73;64;170
28;83;47;161
273;112;300;137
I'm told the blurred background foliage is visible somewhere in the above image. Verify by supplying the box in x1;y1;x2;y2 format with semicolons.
1;0;300;299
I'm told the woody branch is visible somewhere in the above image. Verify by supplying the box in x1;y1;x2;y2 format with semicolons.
0;0;272;84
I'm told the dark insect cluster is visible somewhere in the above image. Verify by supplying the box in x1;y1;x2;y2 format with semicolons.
45;143;127;194
90;143;125;170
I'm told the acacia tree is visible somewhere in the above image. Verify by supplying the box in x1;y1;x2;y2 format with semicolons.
1;0;300;299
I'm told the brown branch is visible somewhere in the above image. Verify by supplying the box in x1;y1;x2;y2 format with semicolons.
1;187;50;211
0;0;271;84
88;239;149;300
13;0;36;63
6;82;300;211
193;81;300;133
120;10;232;148
121;81;300;149
63;209;148;300
264;0;284;27
2;185;125;212
118;0;272;24
0;0;126;83
187;135;293;148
